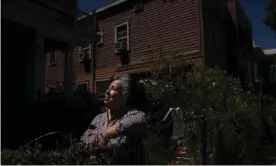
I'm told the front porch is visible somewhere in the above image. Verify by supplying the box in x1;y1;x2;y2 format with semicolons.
2;0;96;110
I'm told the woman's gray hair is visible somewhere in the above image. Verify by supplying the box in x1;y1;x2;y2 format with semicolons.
110;72;149;113
111;72;131;95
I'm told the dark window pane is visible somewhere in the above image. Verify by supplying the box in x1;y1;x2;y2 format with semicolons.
83;49;90;58
77;82;88;91
122;31;127;37
116;31;123;39
117;25;127;33
117;38;127;44
49;52;56;64
81;43;90;49
96;80;110;95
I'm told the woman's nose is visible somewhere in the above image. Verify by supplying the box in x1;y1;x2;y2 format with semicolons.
105;88;110;94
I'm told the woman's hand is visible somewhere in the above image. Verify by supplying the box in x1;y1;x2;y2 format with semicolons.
102;125;118;139
95;133;108;147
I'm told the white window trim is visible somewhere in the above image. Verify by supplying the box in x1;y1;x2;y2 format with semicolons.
97;31;104;46
79;44;92;62
114;21;130;52
49;51;56;66
76;81;89;90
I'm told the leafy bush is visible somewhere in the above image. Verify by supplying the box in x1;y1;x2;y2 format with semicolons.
144;134;176;164
1;136;176;165
142;56;276;164
1;141;101;165
2;55;276;164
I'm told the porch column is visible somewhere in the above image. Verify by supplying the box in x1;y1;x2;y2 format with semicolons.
63;44;74;98
33;34;46;101
25;42;35;103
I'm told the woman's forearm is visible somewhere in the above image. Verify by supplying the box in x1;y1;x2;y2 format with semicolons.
103;125;118;139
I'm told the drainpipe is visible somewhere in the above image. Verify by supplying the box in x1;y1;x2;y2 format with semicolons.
92;9;97;93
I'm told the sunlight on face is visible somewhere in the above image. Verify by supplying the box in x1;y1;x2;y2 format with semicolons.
104;80;128;110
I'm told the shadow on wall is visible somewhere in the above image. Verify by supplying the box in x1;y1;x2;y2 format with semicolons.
1;91;102;150
260;55;276;97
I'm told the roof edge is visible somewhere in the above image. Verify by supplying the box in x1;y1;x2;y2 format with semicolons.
78;0;129;20
263;48;276;56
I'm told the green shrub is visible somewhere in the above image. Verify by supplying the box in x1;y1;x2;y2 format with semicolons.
1;137;176;165
142;56;276;164
1;142;100;165
2;55;275;165
144;134;176;164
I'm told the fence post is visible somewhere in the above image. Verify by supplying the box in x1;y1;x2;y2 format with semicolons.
200;113;207;165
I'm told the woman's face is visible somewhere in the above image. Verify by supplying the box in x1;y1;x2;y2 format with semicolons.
104;80;128;110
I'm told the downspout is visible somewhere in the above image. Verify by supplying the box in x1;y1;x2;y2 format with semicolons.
92;9;97;93
198;0;204;64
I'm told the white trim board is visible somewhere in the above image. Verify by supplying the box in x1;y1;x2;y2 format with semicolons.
78;0;130;20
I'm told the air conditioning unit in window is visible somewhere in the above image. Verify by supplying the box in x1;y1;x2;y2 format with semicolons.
79;51;91;62
97;31;104;46
115;42;127;52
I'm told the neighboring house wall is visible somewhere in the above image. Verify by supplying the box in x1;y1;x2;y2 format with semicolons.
202;0;253;82
45;0;203;94
45;0;253;95
45;51;65;92
235;1;253;83
201;0;228;69
252;43;264;82
45;49;94;92
252;46;276;96
263;49;276;86
95;0;202;81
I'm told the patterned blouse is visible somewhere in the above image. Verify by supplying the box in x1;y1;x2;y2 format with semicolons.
80;109;147;148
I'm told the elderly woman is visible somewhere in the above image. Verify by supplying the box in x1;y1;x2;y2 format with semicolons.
80;73;148;164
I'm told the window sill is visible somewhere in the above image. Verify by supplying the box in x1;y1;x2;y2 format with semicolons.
97;43;104;47
48;63;57;67
115;49;130;54
79;59;92;64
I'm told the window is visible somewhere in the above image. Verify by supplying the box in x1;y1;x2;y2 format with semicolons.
97;31;104;46
49;87;56;93
49;51;56;65
79;44;91;62
115;22;129;52
96;80;111;96
76;81;89;91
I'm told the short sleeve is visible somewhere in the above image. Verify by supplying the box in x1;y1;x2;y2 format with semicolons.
115;110;147;135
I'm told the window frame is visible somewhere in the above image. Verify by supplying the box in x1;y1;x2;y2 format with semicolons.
97;31;104;46
114;21;130;52
79;44;91;62
49;51;56;66
76;81;89;91
95;79;110;96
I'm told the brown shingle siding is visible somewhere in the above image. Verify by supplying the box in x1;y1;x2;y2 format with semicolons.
46;0;252;93
45;0;202;93
96;0;200;80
